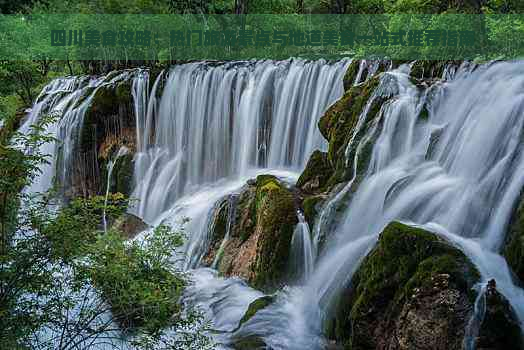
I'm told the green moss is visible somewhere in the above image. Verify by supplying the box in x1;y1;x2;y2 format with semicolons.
251;175;297;290
303;195;324;229
503;196;524;281
322;76;381;167
343;61;360;91
296;150;333;193
233;185;257;243
238;295;275;328
318;76;386;190
351;222;479;316
329;221;480;346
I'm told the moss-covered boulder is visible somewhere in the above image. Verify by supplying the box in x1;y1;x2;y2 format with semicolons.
296;150;333;194
503;194;524;282
328;221;481;349
202;175;298;291
111;213;149;239
317;75;386;190
476;279;524;350
237;295;276;329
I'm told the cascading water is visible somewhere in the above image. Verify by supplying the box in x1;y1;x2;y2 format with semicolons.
102;145;129;233
130;59;350;223
233;61;524;349
289;211;315;284
19;70;140;197
21;58;524;349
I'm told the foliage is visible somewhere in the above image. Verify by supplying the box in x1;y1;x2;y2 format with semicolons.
86;225;185;334
0;111;211;349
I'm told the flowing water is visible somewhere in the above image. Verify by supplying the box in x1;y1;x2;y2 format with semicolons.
130;59;350;223
20;59;524;349
102;146;130;233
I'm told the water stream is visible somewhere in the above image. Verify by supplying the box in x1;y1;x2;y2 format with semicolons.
20;59;524;349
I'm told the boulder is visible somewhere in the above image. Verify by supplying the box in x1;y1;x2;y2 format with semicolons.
112;213;149;239
202;175;298;291
476;279;524;350
503;194;524;282
328;221;481;350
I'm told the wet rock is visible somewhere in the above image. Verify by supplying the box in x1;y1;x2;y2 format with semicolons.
112;213;149;239
201;198;231;267
328;221;481;350
302;194;326;230
231;335;267;350
410;60;463;82
203;175;298;291
296;150;333;194
237;295;276;328
476;279;524;350
503;194;524;282
317;75;386;190
71;80;137;198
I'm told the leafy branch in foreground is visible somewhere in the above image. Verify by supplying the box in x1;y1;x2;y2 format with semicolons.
1;111;213;349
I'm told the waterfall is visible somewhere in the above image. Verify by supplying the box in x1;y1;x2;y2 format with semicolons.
129;59;350;223
102;146;129;233
211;194;238;269
289;211;315;284
191;61;524;350
300;61;524;345
19;70;139;197
21;58;524;349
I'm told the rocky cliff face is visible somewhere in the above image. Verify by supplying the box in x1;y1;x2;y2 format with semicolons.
503;194;524;283
69;78;137;199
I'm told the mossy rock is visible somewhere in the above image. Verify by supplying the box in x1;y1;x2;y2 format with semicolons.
503;194;524;282
410;60;463;82
202;176;298;291
317;75;386;189
343;60;360;91
99;153;135;197
303;194;325;229
201;198;231;267
237;295;276;329
296;150;333;194
476;279;524;350
231;335;267;350
251;175;298;290
328;221;481;349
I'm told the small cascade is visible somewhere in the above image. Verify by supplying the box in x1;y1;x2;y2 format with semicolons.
102;146;129;233
212;195;238;269
19;70;139;197
289;210;315;283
